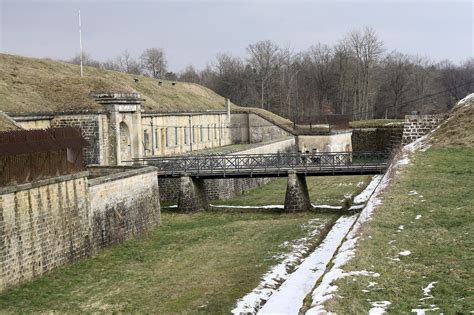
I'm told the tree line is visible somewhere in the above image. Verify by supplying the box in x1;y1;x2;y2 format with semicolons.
69;26;474;121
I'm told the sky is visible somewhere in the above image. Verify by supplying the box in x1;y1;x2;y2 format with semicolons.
0;0;472;73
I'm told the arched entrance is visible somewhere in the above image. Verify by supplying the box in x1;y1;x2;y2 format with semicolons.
119;122;132;163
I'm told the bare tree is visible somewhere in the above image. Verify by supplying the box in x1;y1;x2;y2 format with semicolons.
348;26;384;119
117;50;142;75
179;65;201;83
247;40;281;109
140;48;167;78
383;52;412;117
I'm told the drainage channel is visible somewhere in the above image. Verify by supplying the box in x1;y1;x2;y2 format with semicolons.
230;175;383;314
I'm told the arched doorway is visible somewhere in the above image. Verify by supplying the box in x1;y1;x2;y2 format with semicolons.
119;122;132;163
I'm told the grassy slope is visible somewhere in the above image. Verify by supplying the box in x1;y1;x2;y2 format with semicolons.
349;119;404;128
0;53;227;114
0;174;372;313
328;101;474;313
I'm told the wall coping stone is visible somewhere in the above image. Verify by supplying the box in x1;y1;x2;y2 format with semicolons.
0;171;89;195
88;166;157;186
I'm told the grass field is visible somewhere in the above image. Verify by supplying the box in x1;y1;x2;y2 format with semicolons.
0;174;371;313
326;148;474;313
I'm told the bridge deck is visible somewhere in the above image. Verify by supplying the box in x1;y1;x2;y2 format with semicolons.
133;152;390;178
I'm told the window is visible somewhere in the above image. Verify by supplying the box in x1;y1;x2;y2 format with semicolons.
214;124;218;139
165;128;169;147
192;126;196;143
175;127;178;146
155;129;159;149
200;125;203;142
207;125;211;141
184;127;188;144
143;130;149;151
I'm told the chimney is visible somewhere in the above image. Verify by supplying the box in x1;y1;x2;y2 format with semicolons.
226;98;231;122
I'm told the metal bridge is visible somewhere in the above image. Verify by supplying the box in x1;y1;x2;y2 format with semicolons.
133;151;390;178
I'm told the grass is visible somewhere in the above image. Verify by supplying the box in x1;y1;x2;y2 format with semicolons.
0;210;335;314
0;174;372;313
0;53;227;114
326;148;474;313
212;175;372;207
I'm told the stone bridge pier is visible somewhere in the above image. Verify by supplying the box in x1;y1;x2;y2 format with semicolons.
177;175;208;212
284;171;311;212
176;172;312;213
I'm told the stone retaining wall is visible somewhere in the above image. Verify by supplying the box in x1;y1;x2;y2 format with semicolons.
352;127;403;152
0;173;90;291
0;167;161;291
89;167;161;249
402;114;447;144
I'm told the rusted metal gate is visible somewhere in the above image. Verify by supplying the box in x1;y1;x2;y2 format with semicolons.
0;127;88;186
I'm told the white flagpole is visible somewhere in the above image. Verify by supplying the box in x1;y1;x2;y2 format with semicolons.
79;10;83;77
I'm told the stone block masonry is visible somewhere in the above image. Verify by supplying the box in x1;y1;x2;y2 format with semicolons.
88;167;161;249
0;172;91;291
51;114;109;165
284;172;311;212
402;114;447;144
0;167;161;291
177;175;208;212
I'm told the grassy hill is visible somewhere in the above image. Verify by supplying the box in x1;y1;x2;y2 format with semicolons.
0;53;227;114
327;96;474;313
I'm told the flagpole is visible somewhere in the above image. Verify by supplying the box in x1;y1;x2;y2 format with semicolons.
79;10;83;77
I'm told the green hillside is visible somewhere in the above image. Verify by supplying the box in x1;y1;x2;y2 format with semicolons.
0;53;227;114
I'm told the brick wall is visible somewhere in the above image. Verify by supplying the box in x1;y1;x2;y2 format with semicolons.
402;114;447;144
88;167;161;249
0;173;90;291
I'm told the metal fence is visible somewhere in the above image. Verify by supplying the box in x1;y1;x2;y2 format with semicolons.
0;127;88;186
134;151;390;177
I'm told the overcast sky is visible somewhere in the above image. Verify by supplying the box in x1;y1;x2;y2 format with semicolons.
0;0;472;72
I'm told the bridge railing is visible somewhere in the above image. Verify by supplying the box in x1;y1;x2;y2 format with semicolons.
132;151;390;176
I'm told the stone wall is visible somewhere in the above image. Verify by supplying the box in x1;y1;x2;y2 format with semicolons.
352;127;403;152
0;167;161;291
402;114;447;144
88;167;161;249
51;114;108;165
248;114;293;143
158;138;295;202
0;172;90;291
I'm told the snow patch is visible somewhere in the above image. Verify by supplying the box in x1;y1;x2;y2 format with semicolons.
231;219;325;314
369;301;391;315
415;215;422;220
457;93;474;107
353;175;383;204
210;204;284;209
312;204;343;210
257;215;358;314
399;250;411;257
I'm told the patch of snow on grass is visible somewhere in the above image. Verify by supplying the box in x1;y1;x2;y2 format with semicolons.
397;225;405;232
231;219;324;314
457;93;474;107
369;301;391;315
312;204;343;210
257;215;358;314
399;250;411;257
422;282;437;296
353;175;383;204
415;215;422;220
397;157;410;166
210;204;284;209
408;190;419;196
